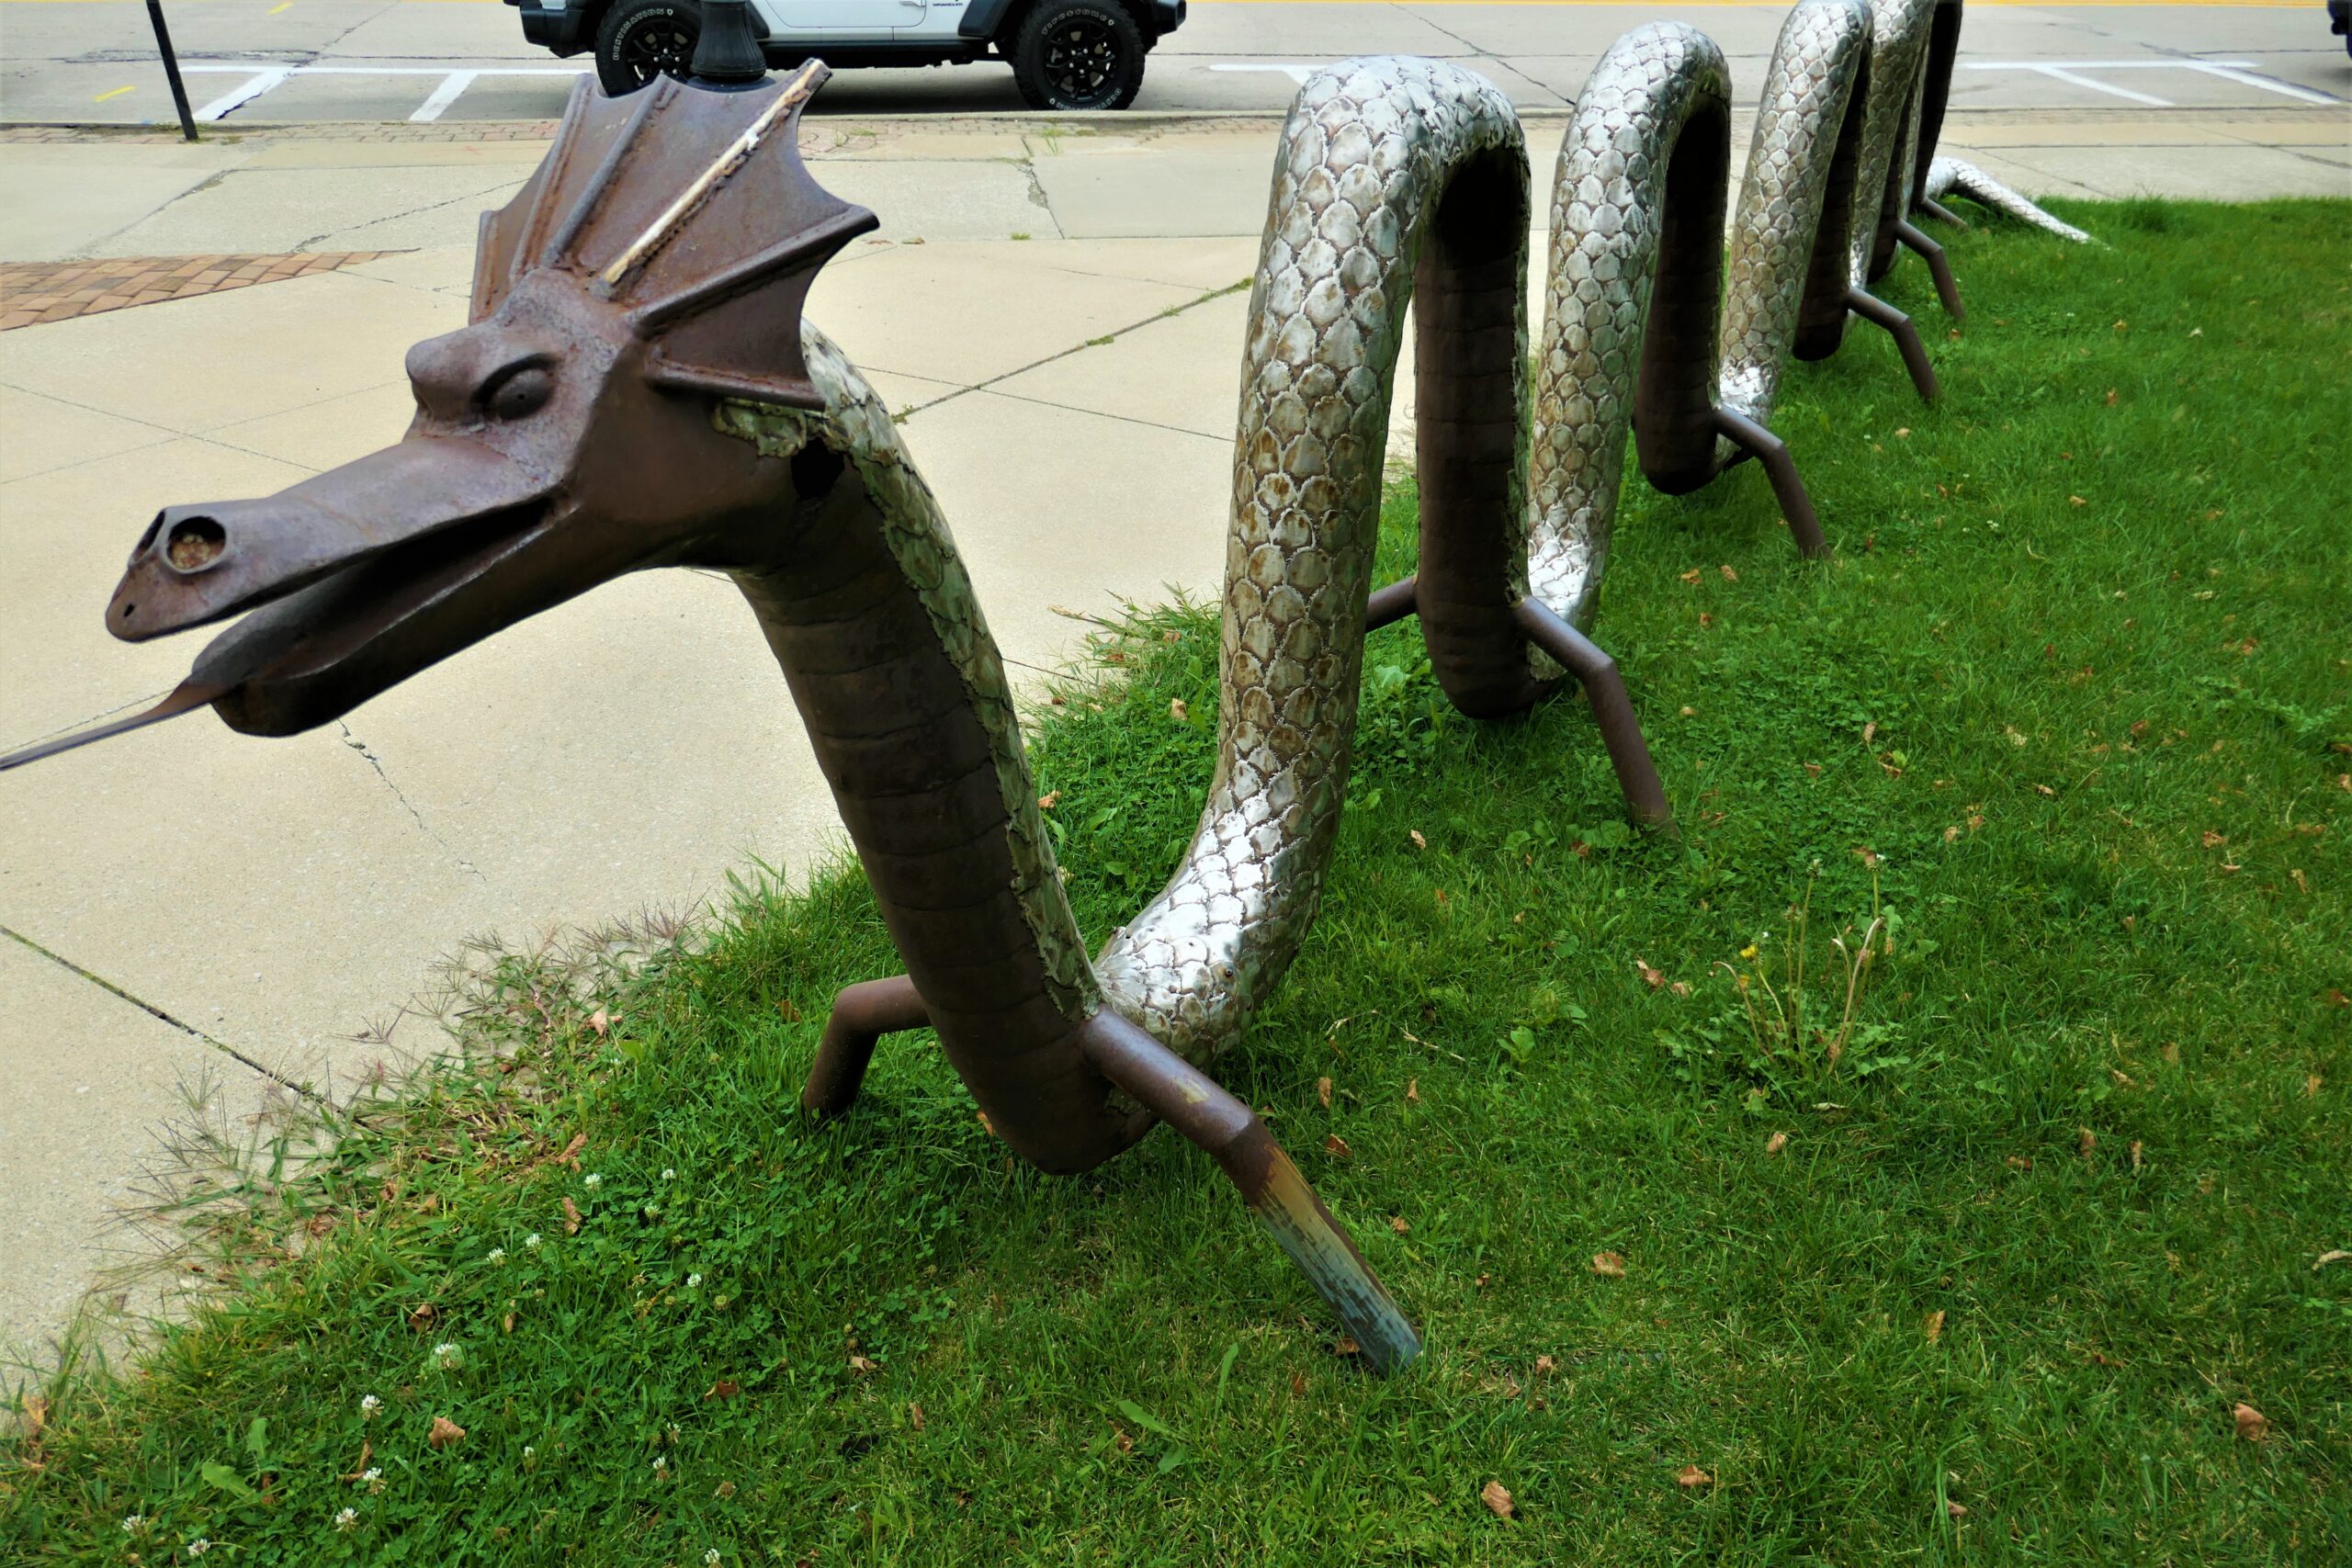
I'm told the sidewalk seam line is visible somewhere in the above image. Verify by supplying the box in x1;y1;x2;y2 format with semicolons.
2;925;321;1102
892;276;1251;419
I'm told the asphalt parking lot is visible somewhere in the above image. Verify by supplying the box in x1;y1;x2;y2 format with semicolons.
0;0;2346;126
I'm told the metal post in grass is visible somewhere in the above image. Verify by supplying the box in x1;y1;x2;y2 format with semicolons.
144;0;200;142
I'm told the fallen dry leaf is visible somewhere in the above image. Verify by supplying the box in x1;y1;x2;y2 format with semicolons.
428;1416;466;1450
1113;1427;1134;1454
1592;1251;1626;1279
22;1393;46;1441
1324;1134;1352;1158
1675;1465;1713;1489
1169;698;1188;722
1534;1354;1557;1376
2307;1074;2324;1098
407;1303;437;1333
1406;1077;1421;1106
1679;568;1702;585
2201;830;2226;849
2078;1128;2098;1161
1925;1310;1946;1343
555;1132;587;1168
1335;1335;1362;1357
1765;1131;1789;1157
1947;1500;1969;1518
1481;1480;1516;1519
339;1439;374;1482
562;1196;582;1235
1317;1076;1332;1109
1475;1272;1492;1292
714;1480;736;1499
707;1380;740;1400
1389;1214;1410;1235
1409;829;1428;851
1719;564;1738;582
2233;1403;2267;1442
848;1355;878;1374
587;1008;609;1037
1289;1371;1306;1397
1036;791;1060;811
909;1402;925;1431
2313;1250;2350;1271
2131;1141;2144;1171
2068;495;2087;508
1637;960;1665;989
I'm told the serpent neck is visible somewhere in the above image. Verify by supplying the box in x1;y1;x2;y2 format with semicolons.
711;339;1154;1173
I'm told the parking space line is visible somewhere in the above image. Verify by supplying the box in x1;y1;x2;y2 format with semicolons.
180;62;589;123
1207;62;1320;84
1962;60;2341;107
410;69;481;122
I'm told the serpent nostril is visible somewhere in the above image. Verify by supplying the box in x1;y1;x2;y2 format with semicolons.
164;516;226;573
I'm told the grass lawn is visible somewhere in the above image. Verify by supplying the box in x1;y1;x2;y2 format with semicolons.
5;197;2348;1564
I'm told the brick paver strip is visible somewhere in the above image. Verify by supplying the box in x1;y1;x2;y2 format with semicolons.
0;252;396;331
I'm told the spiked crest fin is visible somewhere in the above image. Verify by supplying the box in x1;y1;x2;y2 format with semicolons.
471;64;877;410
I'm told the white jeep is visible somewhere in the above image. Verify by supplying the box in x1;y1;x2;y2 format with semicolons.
507;0;1186;109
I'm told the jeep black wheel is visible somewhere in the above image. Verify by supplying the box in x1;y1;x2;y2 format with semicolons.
597;0;700;96
1011;0;1145;112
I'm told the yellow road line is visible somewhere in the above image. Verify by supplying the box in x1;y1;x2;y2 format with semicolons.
93;84;135;101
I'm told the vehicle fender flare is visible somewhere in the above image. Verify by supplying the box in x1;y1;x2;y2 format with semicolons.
962;0;1153;44
956;0;1015;39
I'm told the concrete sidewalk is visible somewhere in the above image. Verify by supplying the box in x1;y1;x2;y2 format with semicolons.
3;104;2347;1359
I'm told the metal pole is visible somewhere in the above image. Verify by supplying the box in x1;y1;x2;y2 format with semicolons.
144;0;200;142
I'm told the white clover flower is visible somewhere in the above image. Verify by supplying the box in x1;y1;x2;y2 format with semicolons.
525;1233;543;1250
487;1247;507;1265
582;1173;601;1190
121;1515;146;1535
652;1456;669;1476
434;1342;461;1370
686;1273;703;1289
705;1551;722;1566
523;1446;537;1462
334;1506;359;1532
360;1393;383;1420
187;1541;212;1558
643;1203;662;1220
363;1467;385;1495
662;1168;677;1181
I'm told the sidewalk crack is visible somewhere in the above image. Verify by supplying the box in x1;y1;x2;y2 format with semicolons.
338;722;484;879
2;926;321;1102
884;276;1250;419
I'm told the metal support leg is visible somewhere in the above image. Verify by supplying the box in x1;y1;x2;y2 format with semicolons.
1364;577;1418;631
1916;196;1966;230
1511;599;1673;830
1844;287;1939;405
1079;1009;1421;1374
1712;406;1826;559
1895;219;1965;327
801;975;929;1116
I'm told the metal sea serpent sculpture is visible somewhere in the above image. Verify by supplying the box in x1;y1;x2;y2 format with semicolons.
5;3;2086;1372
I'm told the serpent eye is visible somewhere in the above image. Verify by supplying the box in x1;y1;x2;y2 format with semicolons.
482;364;554;422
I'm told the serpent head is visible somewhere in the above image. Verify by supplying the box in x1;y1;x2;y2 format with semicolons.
9;67;875;765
